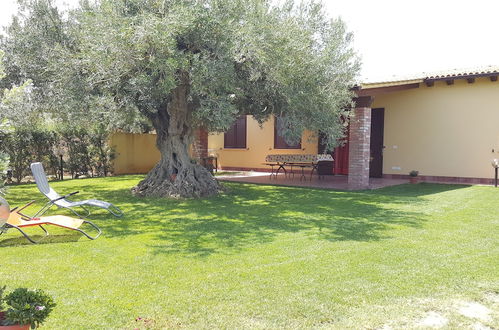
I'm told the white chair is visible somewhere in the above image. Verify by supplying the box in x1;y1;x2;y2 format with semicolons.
30;162;123;218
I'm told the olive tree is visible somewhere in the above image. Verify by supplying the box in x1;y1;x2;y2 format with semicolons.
1;0;359;198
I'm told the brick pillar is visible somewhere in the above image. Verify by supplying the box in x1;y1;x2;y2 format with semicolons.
193;128;209;159
348;96;373;189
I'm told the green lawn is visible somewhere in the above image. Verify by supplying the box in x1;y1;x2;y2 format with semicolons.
1;176;498;329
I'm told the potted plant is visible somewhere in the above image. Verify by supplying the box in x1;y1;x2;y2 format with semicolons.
0;286;56;329
409;170;419;184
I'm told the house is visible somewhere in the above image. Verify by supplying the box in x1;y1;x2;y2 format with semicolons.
112;66;499;188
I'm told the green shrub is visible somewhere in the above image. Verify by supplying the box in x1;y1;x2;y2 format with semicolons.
88;125;115;177
59;125;115;178
0;127;58;183
0;123;115;183
0;122;10;192
58;125;93;178
0;287;56;329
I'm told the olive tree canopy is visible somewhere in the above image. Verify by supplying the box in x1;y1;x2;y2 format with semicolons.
1;0;360;198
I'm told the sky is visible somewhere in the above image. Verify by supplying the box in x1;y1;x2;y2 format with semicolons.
1;0;498;82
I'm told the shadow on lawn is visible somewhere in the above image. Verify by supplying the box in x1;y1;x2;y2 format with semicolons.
96;181;468;256
2;178;470;256
0;233;83;247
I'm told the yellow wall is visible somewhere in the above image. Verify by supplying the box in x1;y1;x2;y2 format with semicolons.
110;132;160;174
208;116;318;170
112;79;499;180
374;77;499;179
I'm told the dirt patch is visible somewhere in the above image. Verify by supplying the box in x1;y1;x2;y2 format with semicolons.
457;302;492;322
417;311;448;328
483;291;499;304
471;321;493;330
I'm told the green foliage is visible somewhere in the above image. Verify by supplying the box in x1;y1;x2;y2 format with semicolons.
0;126;57;183
0;124;115;183
0;54;11;193
409;170;419;177
0;0;360;149
0;285;6;310
58;124;116;178
0;50;5;80
0;145;8;193
88;124;116;177
58;126;93;178
1;287;56;328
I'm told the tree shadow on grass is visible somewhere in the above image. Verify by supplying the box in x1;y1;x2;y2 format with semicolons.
2;177;472;255
374;182;470;197
0;233;83;247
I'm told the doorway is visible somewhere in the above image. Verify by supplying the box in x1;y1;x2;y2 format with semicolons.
369;108;385;178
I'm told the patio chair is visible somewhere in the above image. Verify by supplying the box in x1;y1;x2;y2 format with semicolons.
0;197;101;244
30;162;123;218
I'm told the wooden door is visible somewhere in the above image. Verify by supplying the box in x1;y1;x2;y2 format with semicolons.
318;131;349;175
369;108;385;178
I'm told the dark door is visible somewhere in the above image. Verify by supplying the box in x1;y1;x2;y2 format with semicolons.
369;108;385;178
334;127;350;175
318;129;350;175
318;132;334;175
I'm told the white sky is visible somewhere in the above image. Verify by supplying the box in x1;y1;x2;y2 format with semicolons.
1;0;498;81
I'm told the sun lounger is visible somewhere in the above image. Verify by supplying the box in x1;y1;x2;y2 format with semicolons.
30;162;123;218
0;197;101;244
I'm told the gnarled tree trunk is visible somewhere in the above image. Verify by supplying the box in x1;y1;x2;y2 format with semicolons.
132;74;220;198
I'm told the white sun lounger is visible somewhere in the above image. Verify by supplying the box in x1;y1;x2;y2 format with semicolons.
30;162;123;218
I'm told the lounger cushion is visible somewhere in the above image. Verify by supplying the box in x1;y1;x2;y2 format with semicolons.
56;199;112;209
8;214;84;229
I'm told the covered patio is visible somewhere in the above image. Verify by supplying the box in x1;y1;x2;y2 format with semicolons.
216;172;408;190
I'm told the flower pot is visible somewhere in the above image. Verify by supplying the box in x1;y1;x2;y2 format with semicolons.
0;312;30;330
0;324;30;330
409;177;419;184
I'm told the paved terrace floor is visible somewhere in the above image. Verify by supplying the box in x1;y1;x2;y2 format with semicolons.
216;171;409;190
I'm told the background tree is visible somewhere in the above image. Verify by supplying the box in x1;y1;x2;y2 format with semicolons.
1;0;360;198
0;51;11;192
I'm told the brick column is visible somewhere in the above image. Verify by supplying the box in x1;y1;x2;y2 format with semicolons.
193;128;209;159
348;96;373;189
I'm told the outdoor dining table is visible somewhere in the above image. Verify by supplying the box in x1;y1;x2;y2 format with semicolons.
263;154;334;180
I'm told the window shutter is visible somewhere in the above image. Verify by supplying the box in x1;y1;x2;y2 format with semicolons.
236;116;246;148
224;116;247;148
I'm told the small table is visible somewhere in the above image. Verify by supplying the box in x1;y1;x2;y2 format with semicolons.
262;162;287;179
287;162;318;181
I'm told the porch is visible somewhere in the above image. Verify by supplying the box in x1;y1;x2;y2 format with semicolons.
216;171;408;190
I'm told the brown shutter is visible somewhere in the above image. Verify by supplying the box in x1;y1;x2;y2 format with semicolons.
224;116;247;148
236;116;247;148
224;124;236;148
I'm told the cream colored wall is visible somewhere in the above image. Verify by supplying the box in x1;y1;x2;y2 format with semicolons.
374;77;499;179
110;132;160;174
208;116;318;170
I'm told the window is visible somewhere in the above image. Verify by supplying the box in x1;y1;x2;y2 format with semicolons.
274;117;301;149
224;116;247;148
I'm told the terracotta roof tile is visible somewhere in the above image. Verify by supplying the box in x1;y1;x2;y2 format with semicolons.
360;65;499;89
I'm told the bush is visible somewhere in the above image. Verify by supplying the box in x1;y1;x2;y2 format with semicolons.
88;125;115;177
0;122;10;192
58;126;93;178
59;125;115;178
0;287;56;329
0;153;8;193
0;127;58;183
0;124;115;183
409;170;419;177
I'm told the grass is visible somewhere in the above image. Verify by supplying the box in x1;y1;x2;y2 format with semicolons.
1;176;498;329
